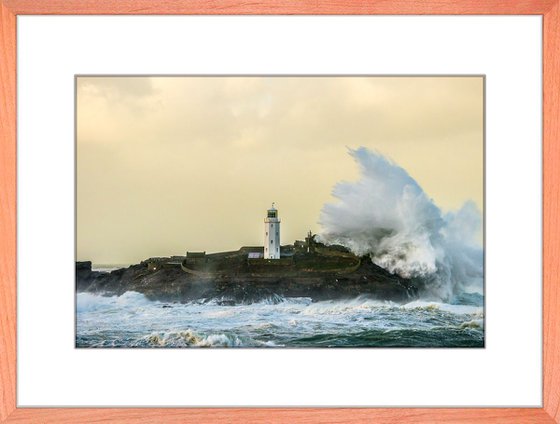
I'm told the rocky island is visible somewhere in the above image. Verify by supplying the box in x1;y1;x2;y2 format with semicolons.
76;233;419;304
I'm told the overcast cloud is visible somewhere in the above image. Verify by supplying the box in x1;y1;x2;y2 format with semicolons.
77;76;483;264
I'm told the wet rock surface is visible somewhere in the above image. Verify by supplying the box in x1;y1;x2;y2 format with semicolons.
76;256;419;304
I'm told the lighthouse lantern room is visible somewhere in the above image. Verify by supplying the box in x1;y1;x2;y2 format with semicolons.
264;203;281;259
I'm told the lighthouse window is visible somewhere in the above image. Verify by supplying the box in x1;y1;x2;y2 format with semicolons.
271;240;273;244
266;232;268;236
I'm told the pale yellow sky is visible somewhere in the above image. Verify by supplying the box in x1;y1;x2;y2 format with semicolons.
77;76;483;264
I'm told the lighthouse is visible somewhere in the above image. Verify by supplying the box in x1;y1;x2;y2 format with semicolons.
264;203;281;259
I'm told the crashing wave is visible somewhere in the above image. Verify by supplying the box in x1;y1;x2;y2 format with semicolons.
144;329;243;347
76;291;152;313
318;147;483;300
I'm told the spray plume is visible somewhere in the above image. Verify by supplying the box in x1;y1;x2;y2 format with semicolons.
318;147;483;300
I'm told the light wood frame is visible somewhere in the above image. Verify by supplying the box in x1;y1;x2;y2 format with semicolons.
1;1;558;423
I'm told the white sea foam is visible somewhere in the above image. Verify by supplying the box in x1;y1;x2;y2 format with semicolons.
400;300;482;316
76;291;153;313
301;297;395;316
318;147;483;300
144;329;243;347
459;319;484;329
76;292;483;347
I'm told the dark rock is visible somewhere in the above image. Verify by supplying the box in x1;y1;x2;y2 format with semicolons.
76;261;92;272
76;253;421;304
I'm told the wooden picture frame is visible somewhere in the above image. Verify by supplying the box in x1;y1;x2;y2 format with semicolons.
1;1;558;422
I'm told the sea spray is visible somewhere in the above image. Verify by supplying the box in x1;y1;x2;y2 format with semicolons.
317;147;483;300
76;290;153;313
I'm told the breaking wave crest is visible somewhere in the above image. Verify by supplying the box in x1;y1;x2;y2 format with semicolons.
144;330;244;347
77;291;152;312
318;148;483;300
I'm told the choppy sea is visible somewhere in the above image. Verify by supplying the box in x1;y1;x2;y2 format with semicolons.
76;290;483;348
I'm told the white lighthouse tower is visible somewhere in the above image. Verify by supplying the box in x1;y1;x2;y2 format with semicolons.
264;203;281;259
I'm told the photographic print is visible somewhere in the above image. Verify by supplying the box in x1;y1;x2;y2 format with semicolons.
76;76;484;348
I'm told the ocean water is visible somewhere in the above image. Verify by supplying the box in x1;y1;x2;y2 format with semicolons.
76;291;483;348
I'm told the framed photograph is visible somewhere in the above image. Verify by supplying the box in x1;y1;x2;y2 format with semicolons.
75;75;485;350
1;1;558;422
